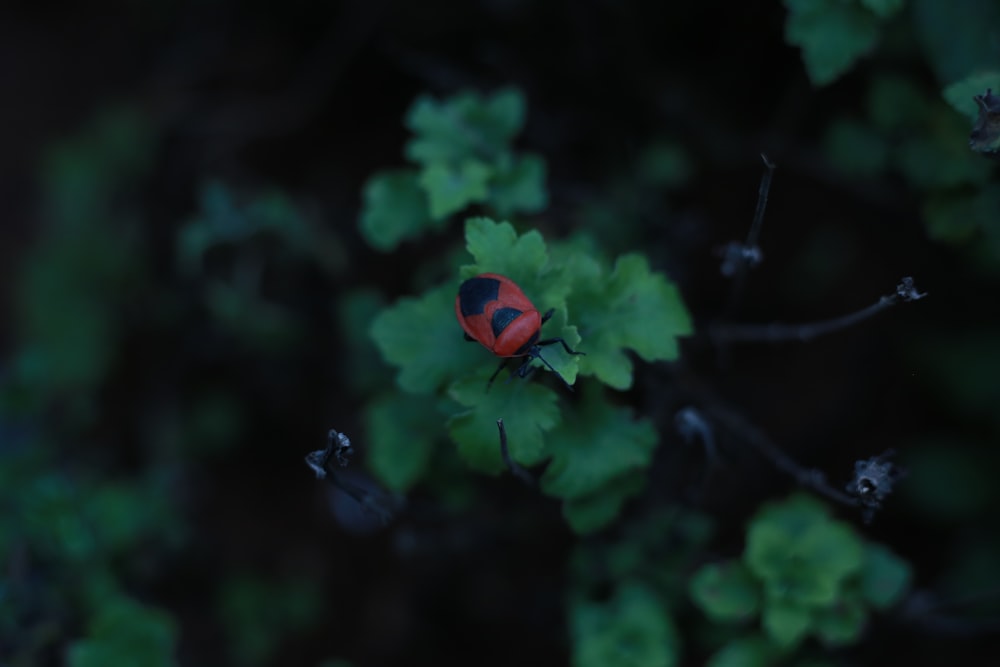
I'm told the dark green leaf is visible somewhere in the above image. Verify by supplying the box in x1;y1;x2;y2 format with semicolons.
571;581;680;667
860;542;912;609
370;282;483;394
447;376;560;473
784;0;881;86
690;561;762;622
359;169;435;251
569;254;692;390
419;160;493;219
365;392;442;491
489;152;548;216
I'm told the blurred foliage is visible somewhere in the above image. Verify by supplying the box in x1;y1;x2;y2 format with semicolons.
691;495;911;655
360;88;547;251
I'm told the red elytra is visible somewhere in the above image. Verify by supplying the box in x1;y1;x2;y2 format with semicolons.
455;273;583;390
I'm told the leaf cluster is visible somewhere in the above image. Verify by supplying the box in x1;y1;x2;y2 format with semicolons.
689;495;912;661
359;88;547;251
368;216;691;532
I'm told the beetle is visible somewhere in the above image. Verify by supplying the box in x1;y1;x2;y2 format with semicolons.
455;273;584;390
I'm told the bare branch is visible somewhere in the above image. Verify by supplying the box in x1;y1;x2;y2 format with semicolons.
711;277;926;344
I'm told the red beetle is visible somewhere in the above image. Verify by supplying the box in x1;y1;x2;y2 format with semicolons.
455;273;584;390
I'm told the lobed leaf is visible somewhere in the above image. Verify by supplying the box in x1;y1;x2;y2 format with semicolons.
570;254;692;390
359;169;436;251
784;0;880;86
365;392;442;491
371;282;483;394
690;561;762;623
405;88;526;165
488;152;548;216
541;388;657;501
860;543;912;610
447;375;560;472
420;160;493;220
571;581;680;667
561;472;647;535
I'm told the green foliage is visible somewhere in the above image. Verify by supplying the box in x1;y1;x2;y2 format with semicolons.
371;282;484;394
706;636;781;667
571;581;680;667
912;0;1000;83
10;108;152;417
690;495;911;652
365;392;441;491
943;71;1000;120
540;387;657;533
218;574;324;667
689;561;761;623
567;253;692;390
67;597;177;667
369;214;689;530
783;0;902;86
359;88;547;251
823;118;891;177
359;170;437;251
178;182;345;349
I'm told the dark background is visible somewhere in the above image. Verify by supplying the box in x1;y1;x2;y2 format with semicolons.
2;1;999;666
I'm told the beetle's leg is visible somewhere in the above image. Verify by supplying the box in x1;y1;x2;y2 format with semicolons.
536;337;586;356
463;332;475;342
486;358;509;390
540;308;555;324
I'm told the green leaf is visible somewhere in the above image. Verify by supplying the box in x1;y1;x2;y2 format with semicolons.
570;254;692;390
359;169;436;251
405;88;526;164
68;597;177;667
420;160;493;219
912;0;1000;83
860;543;912;609
371;282;483;394
812;593;868;646
867;74;932;131
218;575;323;667
571;581;680;667
923;189;1000;244
761;597;813;648
859;0;904;19
707;636;782;667
823;118;890;177
894;109;992;188
460;217;552;287
943;71;1000;120
784;0;881;86
541;388;658;501
337;289;394;395
745;495;865;607
365;392;441;491
562;472;647;535
690;561;762;623
447;375;560;473
636;141;693;189
489;152;548;216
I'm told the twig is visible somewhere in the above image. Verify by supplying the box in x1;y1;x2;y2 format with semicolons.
720;154;774;284
698;403;861;508
304;428;394;524
899;587;1000;637
711;277;926;344
497;419;536;486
